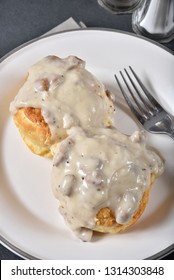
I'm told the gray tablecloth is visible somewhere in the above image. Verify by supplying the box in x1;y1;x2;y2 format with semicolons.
0;0;173;260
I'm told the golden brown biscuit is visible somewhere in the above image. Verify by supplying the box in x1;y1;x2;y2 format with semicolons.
51;128;164;241
10;55;116;157
14;107;50;157
13;107;66;158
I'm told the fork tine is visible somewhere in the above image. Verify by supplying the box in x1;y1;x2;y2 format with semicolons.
114;73;145;123
123;68;152;116
123;68;152;114
129;66;162;111
119;69;149;118
119;70;141;109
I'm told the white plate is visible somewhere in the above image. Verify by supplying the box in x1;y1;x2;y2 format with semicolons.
0;29;174;260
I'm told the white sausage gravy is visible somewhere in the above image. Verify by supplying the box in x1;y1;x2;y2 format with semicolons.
10;55;115;142
52;127;164;241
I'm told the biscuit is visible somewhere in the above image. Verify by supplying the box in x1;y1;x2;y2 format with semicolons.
51;128;164;241
10;55;116;157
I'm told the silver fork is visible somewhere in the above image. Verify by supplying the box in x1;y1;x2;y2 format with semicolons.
115;66;174;140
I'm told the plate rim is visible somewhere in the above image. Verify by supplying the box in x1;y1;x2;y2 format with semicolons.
1;236;174;260
0;27;174;260
0;27;173;65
